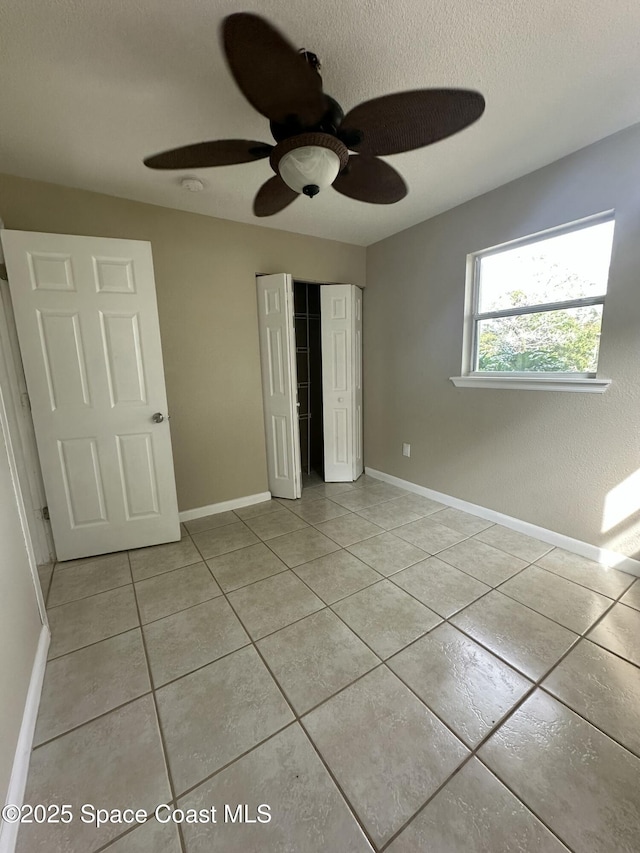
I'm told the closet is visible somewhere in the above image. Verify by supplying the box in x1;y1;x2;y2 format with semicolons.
293;280;324;481
256;274;363;499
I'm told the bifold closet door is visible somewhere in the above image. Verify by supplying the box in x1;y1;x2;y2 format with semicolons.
321;285;364;481
256;274;302;499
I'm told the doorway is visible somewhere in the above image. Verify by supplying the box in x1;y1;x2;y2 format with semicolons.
293;280;324;486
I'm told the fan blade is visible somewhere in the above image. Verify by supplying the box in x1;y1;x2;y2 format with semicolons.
333;155;407;204
253;176;299;217
340;89;485;156
222;13;326;127
144;140;272;169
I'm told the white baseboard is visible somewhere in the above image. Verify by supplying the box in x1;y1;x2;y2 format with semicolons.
179;491;272;523
366;467;640;578
0;624;50;853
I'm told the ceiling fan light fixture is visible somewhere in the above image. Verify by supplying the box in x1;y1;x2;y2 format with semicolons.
270;133;349;197
279;146;340;195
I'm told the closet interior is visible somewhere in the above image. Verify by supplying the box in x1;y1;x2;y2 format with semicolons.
293;280;324;482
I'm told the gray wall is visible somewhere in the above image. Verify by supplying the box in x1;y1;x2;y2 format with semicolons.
365;123;640;558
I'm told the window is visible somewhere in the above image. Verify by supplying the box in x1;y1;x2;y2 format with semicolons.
452;212;615;392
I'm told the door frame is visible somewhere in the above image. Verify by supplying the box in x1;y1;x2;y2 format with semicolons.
0;239;54;568
0;304;49;626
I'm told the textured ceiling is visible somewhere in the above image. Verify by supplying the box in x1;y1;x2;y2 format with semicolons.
1;0;640;246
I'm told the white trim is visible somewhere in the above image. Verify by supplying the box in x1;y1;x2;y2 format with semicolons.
0;276;54;566
471;209;616;259
450;375;612;392
0;624;50;853
178;491;272;522
461;210;615;380
476;294;605;322
0;384;48;627
365;467;640;577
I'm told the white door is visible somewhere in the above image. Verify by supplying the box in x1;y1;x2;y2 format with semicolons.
321;284;363;481
352;285;364;479
256;274;301;499
1;230;180;561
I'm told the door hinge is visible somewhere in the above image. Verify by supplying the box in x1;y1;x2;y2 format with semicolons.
21;392;31;411
42;506;50;521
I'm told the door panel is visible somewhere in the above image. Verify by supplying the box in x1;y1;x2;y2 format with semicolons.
321;285;364;481
116;432;160;519
100;311;147;406
256;274;301;499
37;310;91;409
322;286;353;481
1;230;180;560
353;286;364;478
332;409;349;464
58;437;108;526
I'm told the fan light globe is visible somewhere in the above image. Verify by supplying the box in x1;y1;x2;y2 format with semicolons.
278;146;341;196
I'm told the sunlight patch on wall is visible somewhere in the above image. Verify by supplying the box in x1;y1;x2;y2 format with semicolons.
602;468;640;538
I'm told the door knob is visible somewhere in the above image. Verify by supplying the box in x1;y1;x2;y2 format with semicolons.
152;412;165;423
338;397;344;402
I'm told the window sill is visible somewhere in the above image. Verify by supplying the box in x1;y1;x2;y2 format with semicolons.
449;375;612;393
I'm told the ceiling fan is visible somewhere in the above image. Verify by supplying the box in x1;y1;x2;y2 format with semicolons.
144;12;485;217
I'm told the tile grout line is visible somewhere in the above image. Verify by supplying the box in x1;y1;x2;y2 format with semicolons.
166;721;299;804
36;542;637;758
183;525;383;853
131;557;203;584
43;503;639;676
126;550;189;853
249;526;579;852
45;577;135;610
62;560;612;852
207;531;636;670
378;584;635;852
42;504;640;728
375;541;632;656
197;507;639;851
45;584;225;663
34;625;257;753
93;723;304;853
158;498;631;606
38;486;640;851
32;687;154;752
185;518;628;852
535;682;640;762
494;556;634;600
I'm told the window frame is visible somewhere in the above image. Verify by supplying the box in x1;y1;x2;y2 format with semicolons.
452;210;614;393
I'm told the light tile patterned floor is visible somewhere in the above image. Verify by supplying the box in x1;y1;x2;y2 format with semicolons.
22;477;640;852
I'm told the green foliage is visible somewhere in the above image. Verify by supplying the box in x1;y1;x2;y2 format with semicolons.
477;259;603;373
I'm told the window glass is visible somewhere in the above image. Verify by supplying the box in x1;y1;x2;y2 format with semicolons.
470;215;614;375
478;220;614;313
476;305;603;373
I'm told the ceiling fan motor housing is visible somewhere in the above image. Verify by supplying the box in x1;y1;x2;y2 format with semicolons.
269;95;345;142
270;132;349;196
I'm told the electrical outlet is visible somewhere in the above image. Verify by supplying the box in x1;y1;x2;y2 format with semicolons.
402;442;411;457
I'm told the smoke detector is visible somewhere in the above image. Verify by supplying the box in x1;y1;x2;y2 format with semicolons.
180;176;205;192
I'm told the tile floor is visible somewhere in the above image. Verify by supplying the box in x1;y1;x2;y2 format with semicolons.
23;475;640;852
